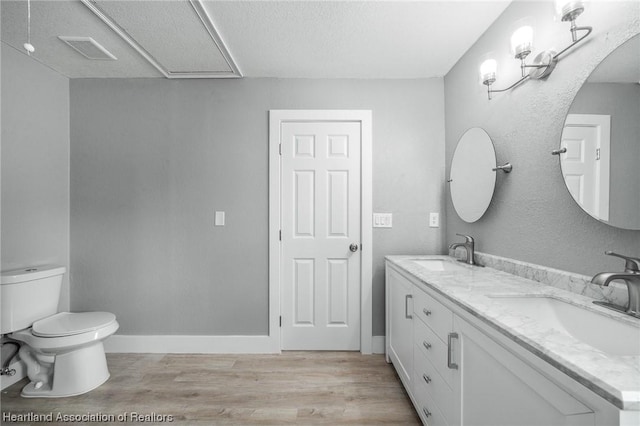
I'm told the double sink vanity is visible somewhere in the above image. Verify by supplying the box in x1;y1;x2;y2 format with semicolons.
385;254;640;426
399;31;640;426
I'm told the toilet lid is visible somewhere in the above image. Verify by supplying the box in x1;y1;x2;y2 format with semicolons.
32;312;116;337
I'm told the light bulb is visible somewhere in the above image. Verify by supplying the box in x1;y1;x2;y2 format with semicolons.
23;42;35;54
480;59;497;85
555;0;584;22
511;26;533;59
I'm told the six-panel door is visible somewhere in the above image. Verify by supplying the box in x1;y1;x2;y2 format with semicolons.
280;121;362;350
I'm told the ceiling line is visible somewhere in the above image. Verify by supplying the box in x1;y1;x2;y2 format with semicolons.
189;0;242;78
80;0;242;79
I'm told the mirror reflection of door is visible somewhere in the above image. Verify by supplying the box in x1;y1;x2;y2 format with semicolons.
560;114;610;222
559;34;640;230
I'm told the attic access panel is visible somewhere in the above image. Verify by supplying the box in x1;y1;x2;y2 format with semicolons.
82;0;241;78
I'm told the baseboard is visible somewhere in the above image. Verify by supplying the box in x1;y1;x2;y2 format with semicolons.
105;334;384;355
1;360;25;390
372;336;385;354
104;334;280;354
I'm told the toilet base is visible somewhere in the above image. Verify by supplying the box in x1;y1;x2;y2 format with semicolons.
21;342;110;398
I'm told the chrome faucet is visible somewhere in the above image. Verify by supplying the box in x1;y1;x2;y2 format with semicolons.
591;251;640;318
449;234;479;266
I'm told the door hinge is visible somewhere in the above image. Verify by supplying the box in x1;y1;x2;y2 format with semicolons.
279;143;282;155
279;316;282;327
279;230;282;241
596;148;601;160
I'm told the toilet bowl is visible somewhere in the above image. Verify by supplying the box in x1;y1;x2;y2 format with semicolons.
1;266;119;398
10;312;119;397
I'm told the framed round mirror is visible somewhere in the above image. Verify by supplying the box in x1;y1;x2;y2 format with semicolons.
450;127;497;223
558;34;640;230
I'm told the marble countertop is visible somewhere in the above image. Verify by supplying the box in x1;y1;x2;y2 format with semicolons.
386;255;640;411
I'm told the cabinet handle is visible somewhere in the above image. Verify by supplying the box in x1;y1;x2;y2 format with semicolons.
422;407;432;418
423;308;432;316
422;341;431;350
405;294;413;319
422;374;431;384
447;332;459;370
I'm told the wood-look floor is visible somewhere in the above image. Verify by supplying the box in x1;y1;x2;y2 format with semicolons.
1;352;420;425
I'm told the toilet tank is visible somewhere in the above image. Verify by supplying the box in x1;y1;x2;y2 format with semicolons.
1;265;66;334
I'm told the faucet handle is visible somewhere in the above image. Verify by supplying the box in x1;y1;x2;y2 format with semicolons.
605;251;640;272
455;233;474;243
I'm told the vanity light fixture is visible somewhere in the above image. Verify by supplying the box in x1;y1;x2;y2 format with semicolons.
480;0;592;100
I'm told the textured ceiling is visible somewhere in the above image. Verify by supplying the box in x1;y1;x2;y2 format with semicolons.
203;1;511;78
1;0;164;78
1;0;512;79
94;0;232;73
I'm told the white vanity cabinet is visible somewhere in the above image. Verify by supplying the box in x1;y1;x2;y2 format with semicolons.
412;282;455;425
385;261;628;426
387;261;457;425
451;315;595;426
385;265;414;389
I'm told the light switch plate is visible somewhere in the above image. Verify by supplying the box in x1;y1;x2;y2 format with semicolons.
373;213;392;228
215;211;225;226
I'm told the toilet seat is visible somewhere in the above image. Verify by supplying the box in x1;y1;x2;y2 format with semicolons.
33;312;116;337
10;314;119;353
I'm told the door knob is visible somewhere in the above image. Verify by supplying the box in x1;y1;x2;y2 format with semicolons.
349;243;359;252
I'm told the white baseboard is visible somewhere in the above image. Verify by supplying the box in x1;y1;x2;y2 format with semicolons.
372;336;385;354
1;360;25;390
104;334;280;354
105;334;385;355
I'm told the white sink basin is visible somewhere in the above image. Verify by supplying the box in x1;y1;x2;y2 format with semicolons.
411;259;469;272
489;296;640;356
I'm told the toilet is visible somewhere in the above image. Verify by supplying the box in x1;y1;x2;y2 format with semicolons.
0;265;119;398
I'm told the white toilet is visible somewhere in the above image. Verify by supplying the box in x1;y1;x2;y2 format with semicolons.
0;265;119;398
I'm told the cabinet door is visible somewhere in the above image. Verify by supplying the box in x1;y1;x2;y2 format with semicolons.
452;316;595;426
386;266;413;389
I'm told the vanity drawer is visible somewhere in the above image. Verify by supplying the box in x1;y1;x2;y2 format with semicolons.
413;371;449;426
413;286;453;342
414;344;454;422
414;316;455;388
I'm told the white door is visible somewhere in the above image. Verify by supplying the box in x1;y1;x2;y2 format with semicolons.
280;121;361;350
560;114;611;221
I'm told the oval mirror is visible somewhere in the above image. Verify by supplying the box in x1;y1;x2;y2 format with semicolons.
559;34;640;230
450;127;497;222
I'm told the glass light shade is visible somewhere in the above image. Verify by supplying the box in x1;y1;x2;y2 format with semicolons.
511;26;533;59
555;0;584;21
479;59;497;85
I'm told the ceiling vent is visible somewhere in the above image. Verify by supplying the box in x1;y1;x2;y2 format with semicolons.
58;36;117;60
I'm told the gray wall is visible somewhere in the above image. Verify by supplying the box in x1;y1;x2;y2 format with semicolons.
1;44;70;310
70;78;445;336
444;1;640;277
570;82;640;229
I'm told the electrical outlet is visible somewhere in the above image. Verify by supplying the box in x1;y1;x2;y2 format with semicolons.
373;213;393;228
429;212;439;228
215;211;225;226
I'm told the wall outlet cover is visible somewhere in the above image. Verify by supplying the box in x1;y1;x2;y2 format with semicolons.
429;212;439;228
215;211;225;226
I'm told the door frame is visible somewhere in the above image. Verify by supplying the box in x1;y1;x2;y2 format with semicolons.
268;110;373;354
561;113;611;221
